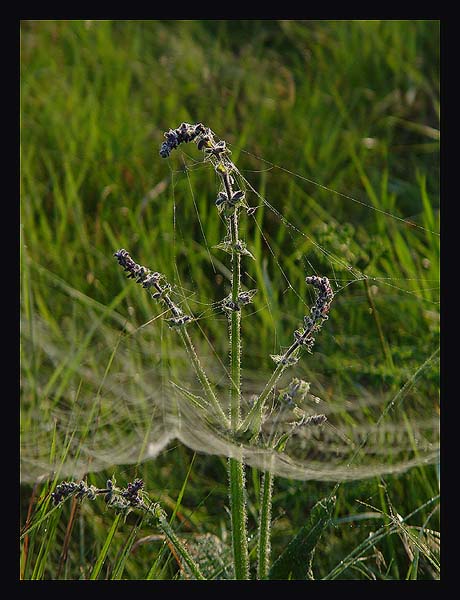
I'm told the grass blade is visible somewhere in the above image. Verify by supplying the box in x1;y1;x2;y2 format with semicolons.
268;495;336;580
89;513;121;580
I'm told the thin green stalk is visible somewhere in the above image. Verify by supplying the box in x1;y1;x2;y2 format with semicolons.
151;269;229;427
153;270;229;427
229;209;242;428
240;358;290;436
257;470;274;579
178;328;230;428
114;249;230;429
221;169;250;580
155;509;206;580
228;456;249;579
363;277;394;370
240;325;312;436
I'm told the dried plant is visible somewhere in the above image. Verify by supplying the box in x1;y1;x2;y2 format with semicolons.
111;123;334;579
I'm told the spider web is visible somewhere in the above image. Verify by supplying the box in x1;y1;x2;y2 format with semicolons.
20;141;440;484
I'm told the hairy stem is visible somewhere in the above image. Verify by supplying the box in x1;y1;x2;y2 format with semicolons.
257;470;274;579
113;249;229;428
155;509;206;580
239;326;314;436
228;456;249;579
177;328;230;428
220;168;249;580
229;209;242;427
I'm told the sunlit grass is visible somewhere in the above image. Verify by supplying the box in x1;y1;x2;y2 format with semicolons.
20;19;439;580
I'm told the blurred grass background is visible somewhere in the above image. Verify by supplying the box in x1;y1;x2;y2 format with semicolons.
20;20;440;579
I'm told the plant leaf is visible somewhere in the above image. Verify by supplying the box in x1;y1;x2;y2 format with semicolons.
268;495;336;580
177;533;234;580
170;381;208;411
89;513;121;580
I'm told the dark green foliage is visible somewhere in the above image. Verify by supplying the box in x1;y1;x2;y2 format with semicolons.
268;495;336;580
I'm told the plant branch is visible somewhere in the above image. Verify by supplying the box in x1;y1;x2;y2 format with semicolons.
51;478;206;580
240;275;334;437
113;249;230;428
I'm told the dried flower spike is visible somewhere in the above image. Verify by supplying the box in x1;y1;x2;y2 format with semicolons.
298;413;327;427
114;249;161;289
114;249;192;326
159;122;208;158
305;276;334;322
51;480;98;506
290;276;334;353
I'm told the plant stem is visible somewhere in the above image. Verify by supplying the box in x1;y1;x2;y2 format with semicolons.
177;328;230;428
159;125;251;578
221;168;250;580
239;323;316;436
257;470;274;579
155;509;206;580
241;358;289;436
148;274;229;428
228;456;249;579
228;210;242;428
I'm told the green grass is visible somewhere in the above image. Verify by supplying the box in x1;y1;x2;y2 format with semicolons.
20;19;439;580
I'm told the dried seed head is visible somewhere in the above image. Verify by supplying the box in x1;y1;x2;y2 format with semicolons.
114;249;162;289
159;122;208;158
237;289;257;306
305;275;334;319
51;480;97;506
114;249;192;323
290;275;334;351
229;190;245;205
270;353;300;366
298;414;327;427
121;478;144;507
215;188;244;215
204;140;229;158
151;283;172;300
221;296;240;313
220;289;257;313
278;378;311;408
197;136;212;150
